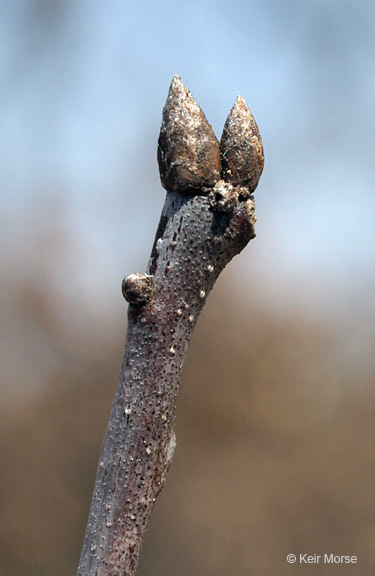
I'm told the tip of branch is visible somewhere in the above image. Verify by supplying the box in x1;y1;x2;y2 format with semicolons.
220;96;264;193
157;75;221;193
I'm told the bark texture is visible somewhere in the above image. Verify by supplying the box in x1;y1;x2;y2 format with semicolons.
77;75;263;576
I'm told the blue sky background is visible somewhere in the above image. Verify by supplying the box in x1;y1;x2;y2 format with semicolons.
1;0;375;320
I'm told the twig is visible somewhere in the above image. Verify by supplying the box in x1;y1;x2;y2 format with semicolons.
77;75;264;576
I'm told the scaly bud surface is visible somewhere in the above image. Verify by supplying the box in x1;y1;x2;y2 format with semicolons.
220;95;264;193
158;75;221;193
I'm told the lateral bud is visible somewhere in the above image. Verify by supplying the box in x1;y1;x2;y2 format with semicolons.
158;75;221;193
122;273;154;306
220;95;264;193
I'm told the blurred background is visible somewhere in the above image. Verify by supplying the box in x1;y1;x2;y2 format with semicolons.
1;1;375;574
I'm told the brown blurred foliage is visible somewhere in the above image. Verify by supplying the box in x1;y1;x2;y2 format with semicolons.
1;274;375;576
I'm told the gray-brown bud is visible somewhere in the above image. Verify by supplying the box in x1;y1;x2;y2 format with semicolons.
158;75;221;193
220;95;264;193
122;273;154;306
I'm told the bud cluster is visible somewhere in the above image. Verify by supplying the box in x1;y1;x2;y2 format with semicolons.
158;75;264;195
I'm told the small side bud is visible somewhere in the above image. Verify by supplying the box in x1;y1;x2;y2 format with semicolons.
158;75;221;193
122;274;154;306
220;96;264;193
209;180;238;213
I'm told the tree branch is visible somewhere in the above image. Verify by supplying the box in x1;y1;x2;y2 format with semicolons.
77;75;264;576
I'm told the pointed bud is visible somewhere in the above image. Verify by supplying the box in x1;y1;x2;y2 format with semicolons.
220;96;264;193
158;75;221;193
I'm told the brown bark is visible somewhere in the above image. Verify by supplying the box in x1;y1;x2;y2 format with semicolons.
77;75;264;576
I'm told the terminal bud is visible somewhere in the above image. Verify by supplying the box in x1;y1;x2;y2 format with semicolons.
220;95;264;193
158;75;221;193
